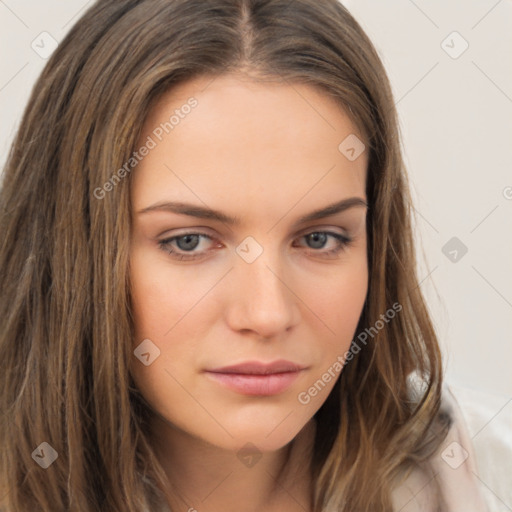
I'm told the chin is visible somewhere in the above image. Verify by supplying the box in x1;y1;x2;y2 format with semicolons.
200;433;292;457
148;395;316;455
199;418;309;455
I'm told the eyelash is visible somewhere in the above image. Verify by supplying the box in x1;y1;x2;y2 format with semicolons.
157;230;354;261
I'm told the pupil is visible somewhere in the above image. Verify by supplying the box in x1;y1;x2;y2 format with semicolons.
177;234;200;251
308;232;326;249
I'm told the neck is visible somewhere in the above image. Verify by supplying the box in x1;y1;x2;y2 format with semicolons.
149;413;316;512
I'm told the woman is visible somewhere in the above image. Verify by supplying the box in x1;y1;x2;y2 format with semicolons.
0;0;490;510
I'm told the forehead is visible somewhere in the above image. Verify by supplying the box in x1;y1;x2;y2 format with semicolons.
131;73;367;225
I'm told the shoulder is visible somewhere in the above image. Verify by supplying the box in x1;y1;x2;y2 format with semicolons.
446;382;512;511
392;382;511;512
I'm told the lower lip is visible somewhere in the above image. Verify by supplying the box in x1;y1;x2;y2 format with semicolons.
204;370;303;396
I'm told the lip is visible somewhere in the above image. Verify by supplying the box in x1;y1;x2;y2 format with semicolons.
207;359;306;375
204;360;307;396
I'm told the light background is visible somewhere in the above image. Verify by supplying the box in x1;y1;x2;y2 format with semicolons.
0;0;511;399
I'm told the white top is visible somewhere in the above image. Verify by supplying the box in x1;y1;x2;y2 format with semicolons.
391;383;512;511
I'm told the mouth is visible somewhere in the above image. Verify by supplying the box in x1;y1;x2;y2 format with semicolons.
204;360;307;396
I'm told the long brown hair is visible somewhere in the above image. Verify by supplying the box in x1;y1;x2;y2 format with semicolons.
0;0;449;510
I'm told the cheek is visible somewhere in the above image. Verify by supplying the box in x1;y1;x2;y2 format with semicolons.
293;260;368;408
335;266;368;333
128;246;220;389
129;246;207;341
128;248;198;420
303;255;368;343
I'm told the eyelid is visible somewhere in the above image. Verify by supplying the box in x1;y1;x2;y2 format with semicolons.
156;225;218;239
296;224;350;237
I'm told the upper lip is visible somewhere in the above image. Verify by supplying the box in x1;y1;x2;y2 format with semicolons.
206;359;306;375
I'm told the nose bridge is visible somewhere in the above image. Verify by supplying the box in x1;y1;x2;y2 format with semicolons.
226;235;299;336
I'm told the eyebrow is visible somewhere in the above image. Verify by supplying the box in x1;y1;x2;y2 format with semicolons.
136;196;368;226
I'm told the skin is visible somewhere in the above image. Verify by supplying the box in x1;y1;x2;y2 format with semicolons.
129;73;369;512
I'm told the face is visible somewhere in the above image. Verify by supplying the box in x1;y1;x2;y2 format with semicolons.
129;73;369;454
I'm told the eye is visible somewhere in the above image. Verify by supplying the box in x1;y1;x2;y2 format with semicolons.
157;230;353;261
293;231;353;258
157;232;218;261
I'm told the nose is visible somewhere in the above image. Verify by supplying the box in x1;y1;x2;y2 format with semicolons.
224;245;301;338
